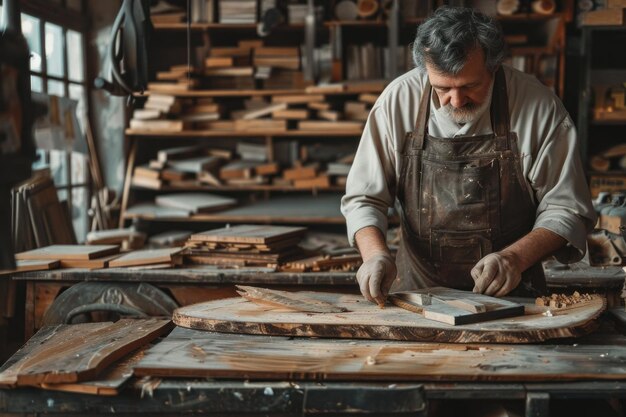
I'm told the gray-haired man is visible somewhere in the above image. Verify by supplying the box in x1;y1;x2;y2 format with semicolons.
341;7;596;305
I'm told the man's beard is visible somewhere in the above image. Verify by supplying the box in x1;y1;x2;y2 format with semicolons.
439;83;493;124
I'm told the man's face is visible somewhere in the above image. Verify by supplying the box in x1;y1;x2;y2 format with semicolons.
425;47;494;124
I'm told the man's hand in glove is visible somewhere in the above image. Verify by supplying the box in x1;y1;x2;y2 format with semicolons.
470;251;522;297
356;252;397;306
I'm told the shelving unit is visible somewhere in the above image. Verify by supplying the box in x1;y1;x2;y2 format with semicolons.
120;1;574;232
576;25;626;197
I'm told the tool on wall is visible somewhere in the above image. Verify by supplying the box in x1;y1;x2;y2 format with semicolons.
94;0;153;97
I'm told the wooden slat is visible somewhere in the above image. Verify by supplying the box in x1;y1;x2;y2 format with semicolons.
15;245;120;261
134;326;626;381
0;319;172;386
108;248;183;268
172;291;606;343
39;346;148;396
190;225;307;245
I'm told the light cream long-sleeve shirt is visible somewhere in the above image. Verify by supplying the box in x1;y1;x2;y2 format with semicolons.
341;65;597;263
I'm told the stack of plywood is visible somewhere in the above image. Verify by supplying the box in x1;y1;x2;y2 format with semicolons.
14;245;121;270
183;224;308;266
12;245;184;270
132;145;232;190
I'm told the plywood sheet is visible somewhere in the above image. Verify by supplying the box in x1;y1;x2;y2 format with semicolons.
190;224;307;244
0;319;172;386
15;245;120;261
134;326;626;382
108;248;183;268
0;259;60;276
173;290;606;343
155;193;237;214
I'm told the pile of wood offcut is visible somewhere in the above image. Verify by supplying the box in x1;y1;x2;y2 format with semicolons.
183;224;362;271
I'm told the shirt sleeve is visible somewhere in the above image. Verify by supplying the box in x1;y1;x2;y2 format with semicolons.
341;106;398;246
529;116;597;263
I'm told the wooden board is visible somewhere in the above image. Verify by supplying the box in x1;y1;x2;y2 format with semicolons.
0;259;60;275
0;319;172;386
59;254;121;270
173;291;606;343
108;248;183;268
389;288;524;325
39;346;147;396
155;193;237;214
15;245;120;261
189;224;307;245
134;326;626;382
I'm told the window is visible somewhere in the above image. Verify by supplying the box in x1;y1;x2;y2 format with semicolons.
1;2;91;242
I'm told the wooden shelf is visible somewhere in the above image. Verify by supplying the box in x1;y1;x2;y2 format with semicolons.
135;88;383;98
153;22;304;30
131;182;345;193
124;195;348;225
124;212;348;224
125;129;363;137
496;13;563;21
591;119;626;126
153;13;564;32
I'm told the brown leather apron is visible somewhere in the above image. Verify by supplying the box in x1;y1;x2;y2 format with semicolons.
393;67;546;296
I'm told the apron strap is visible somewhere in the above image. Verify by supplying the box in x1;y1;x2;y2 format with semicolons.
490;66;511;140
405;81;431;152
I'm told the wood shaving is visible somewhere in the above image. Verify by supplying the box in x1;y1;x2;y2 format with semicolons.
535;291;593;309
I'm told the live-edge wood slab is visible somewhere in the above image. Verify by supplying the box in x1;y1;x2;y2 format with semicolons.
134;326;626;382
0;319;172;387
173;291;606;343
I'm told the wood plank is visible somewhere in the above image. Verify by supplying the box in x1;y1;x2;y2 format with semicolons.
15;245;120;261
272;94;325;104
39;346;148;396
134;326;626;381
0;320;171;386
108;248;183;268
155;193;237;214
59;254;121;270
0;259;60;275
172;291;606;343
236;286;348;313
189;225;307;245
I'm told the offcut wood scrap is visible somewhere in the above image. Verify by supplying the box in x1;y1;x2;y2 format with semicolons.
535;291;594;309
235;285;348;313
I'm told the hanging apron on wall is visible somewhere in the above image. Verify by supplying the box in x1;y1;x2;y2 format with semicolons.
394;67;546;295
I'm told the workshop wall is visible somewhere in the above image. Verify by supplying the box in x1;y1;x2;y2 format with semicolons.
87;0;126;194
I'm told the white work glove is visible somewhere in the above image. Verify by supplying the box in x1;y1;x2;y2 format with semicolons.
356;253;397;306
470;251;522;297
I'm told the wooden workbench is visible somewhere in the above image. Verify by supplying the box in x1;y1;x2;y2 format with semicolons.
2;323;626;417
10;261;625;340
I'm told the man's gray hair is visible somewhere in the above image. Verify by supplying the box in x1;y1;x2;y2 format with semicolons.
412;7;506;75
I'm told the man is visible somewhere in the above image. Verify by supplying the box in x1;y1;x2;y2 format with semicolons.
341;7;596;306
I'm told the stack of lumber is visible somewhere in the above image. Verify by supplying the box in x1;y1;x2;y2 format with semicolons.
0;319;172;395
14;244;121;270
183;224;307;266
278;253;362;272
130;82;384;134
131;92;226;132
85;228;147;250
131;143;354;190
10;245;184;271
217;142;280;186
132;145;232;190
219;0;257;23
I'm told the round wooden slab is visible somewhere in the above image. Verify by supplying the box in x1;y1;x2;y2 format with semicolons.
173;292;606;343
